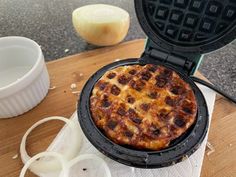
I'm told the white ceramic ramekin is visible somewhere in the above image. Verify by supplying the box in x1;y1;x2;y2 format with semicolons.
0;36;50;118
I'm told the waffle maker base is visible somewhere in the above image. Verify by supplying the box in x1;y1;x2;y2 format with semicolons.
78;58;209;168
78;0;236;168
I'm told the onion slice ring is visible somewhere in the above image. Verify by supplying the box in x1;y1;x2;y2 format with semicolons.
20;152;68;177
64;154;111;177
20;116;82;174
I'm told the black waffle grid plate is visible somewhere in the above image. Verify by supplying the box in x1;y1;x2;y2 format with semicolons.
135;0;236;53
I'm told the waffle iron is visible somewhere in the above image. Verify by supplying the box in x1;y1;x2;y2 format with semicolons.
78;0;236;168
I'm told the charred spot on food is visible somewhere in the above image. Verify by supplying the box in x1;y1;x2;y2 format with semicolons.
117;107;126;116
127;95;135;104
131;117;142;124
171;85;185;95
183;107;193;114
148;92;158;99
102;95;111;107
128;108;135;114
147;65;158;73
130;80;136;90
174;116;186;127
140;71;152;81
102;101;111;108
165;96;177;107
128;108;138;118
170;125;177;132
111;85;121;96
130;80;145;91
129;69;137;75
162;68;173;78
124;131;133;138
118;75;130;85
97;81;108;90
107;72;116;79
153;129;160;136
155;76;167;88
140;103;151;111
107;120;118;130
149;125;160;136
158;109;170;119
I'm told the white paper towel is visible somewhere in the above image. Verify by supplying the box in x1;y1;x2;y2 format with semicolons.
46;84;216;177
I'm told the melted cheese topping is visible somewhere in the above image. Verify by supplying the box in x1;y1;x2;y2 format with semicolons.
90;64;197;150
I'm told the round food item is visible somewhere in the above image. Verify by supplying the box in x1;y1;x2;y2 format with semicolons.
19;152;68;177
20;116;82;174
72;4;130;46
90;64;197;150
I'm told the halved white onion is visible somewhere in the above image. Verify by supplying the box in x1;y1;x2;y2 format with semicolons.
20;116;82;174
72;4;130;46
64;154;111;177
20;151;68;177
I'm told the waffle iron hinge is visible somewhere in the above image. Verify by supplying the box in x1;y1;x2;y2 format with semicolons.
144;49;194;75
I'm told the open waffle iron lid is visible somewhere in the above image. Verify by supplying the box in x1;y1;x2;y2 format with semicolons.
134;0;236;54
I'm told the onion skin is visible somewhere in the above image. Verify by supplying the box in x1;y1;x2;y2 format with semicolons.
72;4;130;46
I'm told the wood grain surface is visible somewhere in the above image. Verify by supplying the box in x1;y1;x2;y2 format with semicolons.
0;39;235;177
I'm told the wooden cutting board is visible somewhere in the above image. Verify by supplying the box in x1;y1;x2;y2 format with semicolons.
0;39;235;177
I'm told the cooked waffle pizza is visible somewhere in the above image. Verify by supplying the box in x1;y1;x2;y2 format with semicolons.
90;64;197;150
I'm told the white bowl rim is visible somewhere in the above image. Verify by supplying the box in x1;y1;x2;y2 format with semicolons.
0;36;43;93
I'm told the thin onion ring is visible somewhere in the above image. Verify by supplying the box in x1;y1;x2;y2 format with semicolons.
20;152;68;177
20;116;82;174
64;154;111;177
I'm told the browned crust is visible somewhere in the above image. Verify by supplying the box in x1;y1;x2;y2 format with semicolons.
90;64;197;150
